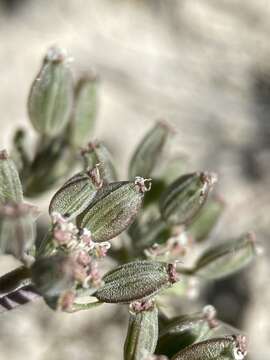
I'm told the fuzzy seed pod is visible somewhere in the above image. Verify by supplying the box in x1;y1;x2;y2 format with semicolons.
171;335;247;360
81;141;117;184
159;172;217;226
28;46;73;137
124;304;158;360
193;232;258;280
0;150;23;205
70;75;98;147
94;260;178;303
49;166;102;219
77;178;151;242
129;120;172;179
156;307;218;357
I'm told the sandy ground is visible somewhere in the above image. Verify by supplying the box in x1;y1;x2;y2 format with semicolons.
0;1;270;359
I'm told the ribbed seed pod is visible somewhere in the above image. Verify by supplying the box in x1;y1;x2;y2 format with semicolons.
94;260;177;303
188;194;225;242
0;150;23;205
0;203;36;262
81;141;117;184
171;335;247;360
70;75;98;147
156;307;218;357
28;46;73;137
77;178;151;242
129;120;172;179
49;167;102;219
159;172;217;226
124;305;158;360
193;233;258;280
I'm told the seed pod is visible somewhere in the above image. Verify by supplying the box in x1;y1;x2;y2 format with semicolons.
70;75;98;147
171;335;247;360
193;233;258;280
156;306;218;357
0;150;23;205
188;194;225;242
81;141;117;184
129;120;172;179
49;166;102;219
0;203;36;263
28;46;73;137
31;255;75;309
159;172;217;226
94;260;177;303
77;177;151;242
124;304;158;360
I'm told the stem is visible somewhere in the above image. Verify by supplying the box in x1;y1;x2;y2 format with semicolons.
69;300;103;313
0;266;32;295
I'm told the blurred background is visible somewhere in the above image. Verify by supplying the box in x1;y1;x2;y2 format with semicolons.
0;0;270;359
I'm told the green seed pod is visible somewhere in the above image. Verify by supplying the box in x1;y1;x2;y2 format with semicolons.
49;166;102;219
94;260;177;303
159;172;217;226
124;305;158;360
0;150;23;205
31;255;75;309
129;120;172;179
28;46;73;137
188;194;225;242
70;75;98;147
193;233;258;280
171;335;247;360
81;141;117;184
77;177;151;242
0;203;36;263
156;306;218;358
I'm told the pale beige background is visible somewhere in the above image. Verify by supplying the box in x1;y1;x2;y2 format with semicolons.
0;1;270;359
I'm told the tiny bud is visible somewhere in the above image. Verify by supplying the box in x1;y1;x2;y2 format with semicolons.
58;290;75;312
160;172;217;226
